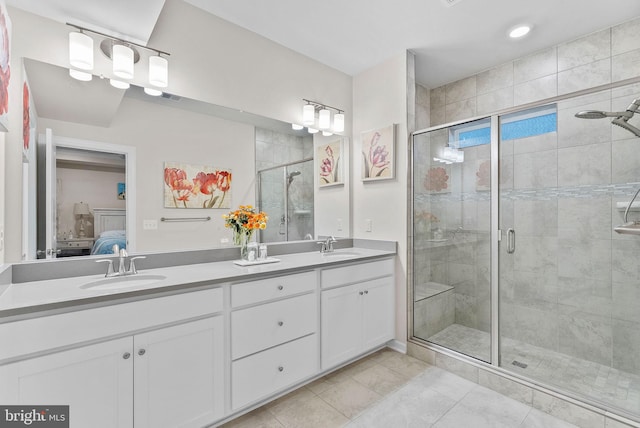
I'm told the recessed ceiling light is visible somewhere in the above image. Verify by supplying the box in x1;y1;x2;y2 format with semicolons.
509;25;531;39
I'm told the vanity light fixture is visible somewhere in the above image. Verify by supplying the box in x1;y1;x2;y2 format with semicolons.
291;123;304;130
302;103;315;126
307;127;319;134
110;79;130;90
112;44;135;79
300;99;346;134
69;69;92;82
318;108;331;129
144;87;162;96
66;23;170;92
69;31;93;70
322;131;333;137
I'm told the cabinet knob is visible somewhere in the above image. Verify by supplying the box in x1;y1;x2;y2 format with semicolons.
364;290;369;294
278;321;284;327
278;366;284;372
277;285;284;291
359;291;364;295
138;349;146;356
123;352;131;360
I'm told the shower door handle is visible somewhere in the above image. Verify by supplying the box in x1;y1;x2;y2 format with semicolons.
506;228;516;254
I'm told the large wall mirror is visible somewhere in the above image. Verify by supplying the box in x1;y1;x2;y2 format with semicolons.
21;58;350;261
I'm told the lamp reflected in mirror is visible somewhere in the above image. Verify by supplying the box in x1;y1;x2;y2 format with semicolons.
73;202;90;238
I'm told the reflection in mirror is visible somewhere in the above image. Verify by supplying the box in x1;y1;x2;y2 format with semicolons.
22;58;329;260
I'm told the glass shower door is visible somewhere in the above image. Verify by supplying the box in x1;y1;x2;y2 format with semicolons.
412;117;492;363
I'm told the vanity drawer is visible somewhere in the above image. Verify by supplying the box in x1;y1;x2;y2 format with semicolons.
231;271;316;307
232;334;318;410
321;258;394;289
0;287;223;361
231;293;316;359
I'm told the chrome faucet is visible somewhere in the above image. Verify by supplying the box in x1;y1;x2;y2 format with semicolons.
96;245;146;277
317;236;337;253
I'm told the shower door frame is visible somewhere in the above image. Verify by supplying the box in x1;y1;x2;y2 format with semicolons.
408;75;640;419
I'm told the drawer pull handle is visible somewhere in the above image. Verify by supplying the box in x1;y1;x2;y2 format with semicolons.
138;349;146;356
123;352;131;360
278;321;284;326
277;285;284;291
278;366;284;372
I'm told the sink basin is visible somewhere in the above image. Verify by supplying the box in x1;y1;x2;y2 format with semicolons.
80;274;167;290
321;251;361;258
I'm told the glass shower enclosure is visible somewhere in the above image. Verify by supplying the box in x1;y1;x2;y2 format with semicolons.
411;82;640;421
258;159;314;242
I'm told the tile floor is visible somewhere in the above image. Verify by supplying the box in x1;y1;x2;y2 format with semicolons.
221;348;581;428
428;323;640;416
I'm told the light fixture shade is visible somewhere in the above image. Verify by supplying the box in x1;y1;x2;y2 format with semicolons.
69;68;92;81
318;109;331;129
291;123;304;130
113;44;134;79
307;127;319;134
69;32;93;70
149;55;168;87
333;112;345;133
302;104;315;126
144;87;162;96
110;79;130;89
322;131;333;137
73;202;90;216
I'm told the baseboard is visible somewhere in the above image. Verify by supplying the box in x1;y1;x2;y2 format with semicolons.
386;339;407;354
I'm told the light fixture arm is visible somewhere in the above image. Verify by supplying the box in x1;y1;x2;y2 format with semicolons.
66;23;171;57
302;98;343;115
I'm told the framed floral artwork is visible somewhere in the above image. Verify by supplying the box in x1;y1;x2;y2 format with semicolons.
164;162;232;209
22;63;36;162
317;139;343;187
361;124;395;181
0;1;11;132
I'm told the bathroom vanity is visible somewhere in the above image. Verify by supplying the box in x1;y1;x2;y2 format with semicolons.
0;242;396;427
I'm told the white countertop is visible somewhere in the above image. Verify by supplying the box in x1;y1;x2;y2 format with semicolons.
0;247;395;317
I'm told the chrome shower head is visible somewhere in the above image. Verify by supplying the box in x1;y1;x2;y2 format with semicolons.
575;110;611;119
286;170;301;185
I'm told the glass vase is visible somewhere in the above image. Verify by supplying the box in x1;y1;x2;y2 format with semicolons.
234;231;253;260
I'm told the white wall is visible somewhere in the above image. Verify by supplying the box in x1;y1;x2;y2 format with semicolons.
3;3;353;261
352;52;410;345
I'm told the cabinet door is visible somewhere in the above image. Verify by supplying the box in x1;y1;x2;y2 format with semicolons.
362;277;395;350
321;283;362;370
0;337;133;428
133;317;224;428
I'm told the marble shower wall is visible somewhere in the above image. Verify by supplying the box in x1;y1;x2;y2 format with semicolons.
415;16;640;375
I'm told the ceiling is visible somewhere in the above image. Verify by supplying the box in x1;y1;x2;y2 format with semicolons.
8;0;640;88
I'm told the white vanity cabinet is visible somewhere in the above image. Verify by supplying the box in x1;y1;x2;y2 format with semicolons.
230;271;319;410
321;258;395;370
0;288;225;428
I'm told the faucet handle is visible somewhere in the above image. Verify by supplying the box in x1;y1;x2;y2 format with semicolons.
128;256;146;274
120;248;128;258
96;259;114;277
317;241;327;253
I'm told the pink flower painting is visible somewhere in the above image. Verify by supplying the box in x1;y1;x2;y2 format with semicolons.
164;162;232;208
424;167;449;193
362;125;395;181
317;140;342;187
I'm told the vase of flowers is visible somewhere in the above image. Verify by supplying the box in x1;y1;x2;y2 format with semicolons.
223;205;268;260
